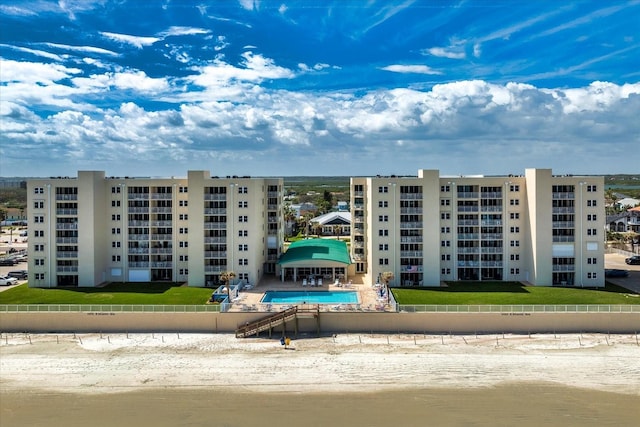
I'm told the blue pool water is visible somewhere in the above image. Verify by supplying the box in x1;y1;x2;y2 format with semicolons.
261;290;358;304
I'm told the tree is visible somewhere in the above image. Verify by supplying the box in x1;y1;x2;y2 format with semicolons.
282;203;297;238
220;271;236;304
380;271;394;304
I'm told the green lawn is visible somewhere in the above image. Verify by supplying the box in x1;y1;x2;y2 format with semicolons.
0;282;214;305
392;282;640;305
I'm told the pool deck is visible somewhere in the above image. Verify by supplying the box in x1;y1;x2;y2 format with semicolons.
227;274;391;312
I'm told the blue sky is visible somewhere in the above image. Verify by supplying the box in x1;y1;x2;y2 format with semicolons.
1;0;639;177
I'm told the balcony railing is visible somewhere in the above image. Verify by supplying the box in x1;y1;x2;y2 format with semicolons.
205;251;227;258
400;208;422;214
150;262;172;268
56;223;78;230
400;222;422;229
204;223;227;229
458;192;479;199
204;237;226;243
400;251;423;257
204;194;226;201
56;209;78;216
552;236;575;242
552;192;575;199
56;251;78;258
56;237;78;244
399;193;422;200
400;236;423;243
552;207;575;214
205;266;225;273
552;264;575;271
56;194;78;201
553;221;575;228
150;234;172;241
56;266;78;272
204;208;226;215
150;248;172;254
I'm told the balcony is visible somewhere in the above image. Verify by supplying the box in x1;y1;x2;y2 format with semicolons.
459;219;480;226
267;204;278;210
552;192;575;199
204;194;226;201
400;236;423;243
150;234;172;241
400;222;422;229
204;223;227;230
56;194;78;201
56;223;78;230
481;247;503;254
400;265;423;272
150;220;172;227
56;237;78;244
481;233;503;240
400;193;422;200
151;262;172;268
56;209;78;216
56;251;78;258
553;221;575;228
128;193;149;200
552;207;575;214
128;220;150;227
204;236;226;243
553;264;575;272
481;192;502;199
480;206;502;212
56;266;78;272
128;248;150;254
150;248;172;254
205;251;227;258
457;247;480;254
150;193;172;200
205;208;226;215
128;207;148;213
128;262;150;268
458;192;479;199
128;235;149;241
457;206;479;212
458;233;479;240
150;207;172;213
480;220;501;226
400;207;422;214
353;191;364;197
400;251;423;257
552;236;575;242
205;265;225;273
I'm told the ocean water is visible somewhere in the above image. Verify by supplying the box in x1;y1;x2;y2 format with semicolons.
2;383;638;427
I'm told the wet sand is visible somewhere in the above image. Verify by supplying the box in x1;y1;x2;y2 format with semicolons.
1;332;639;426
2;384;639;427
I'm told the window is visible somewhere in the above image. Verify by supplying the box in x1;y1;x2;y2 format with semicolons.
441;240;450;247
510;268;520;274
238;258;248;266
34;230;44;237
112;241;121;248
35;273;45;280
440;199;450;206
587;272;597;279
179;186;188;193
587;228;597;236
111;186;121;194
238;186;248;194
179;214;188;220
378;215;388;222
587;185;597;192
509;184;520;192
238;215;248;222
510;212;520;220
112;255;121;262
378;229;388;236
587;200;597;207
587;257;597;264
238;230;248;237
239;244;248;251
441;185;450;192
378;201;389;208
238;273;249;281
510;226;520;233
35;244;44;251
238;201;248;208
378;186;388;193
510;199;519;206
179;227;188;234
179;200;188;207
34;200;44;209
179;255;189;261
35;258;45;266
510;254;520;261
111;214;121;221
379;244;388;251
34;187;44;194
111;228;121;234
441;254;451;261
441;268;451;274
587;214;597;221
111;200;121;207
179;241;188;248
510;240;520;247
34;215;44;223
441;212;451;220
441;226;450;233
378;258;389;265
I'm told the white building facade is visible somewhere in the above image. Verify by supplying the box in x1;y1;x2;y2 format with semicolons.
351;169;605;287
27;171;284;288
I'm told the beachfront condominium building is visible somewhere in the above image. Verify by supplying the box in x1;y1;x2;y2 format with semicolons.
27;171;284;288
351;168;605;287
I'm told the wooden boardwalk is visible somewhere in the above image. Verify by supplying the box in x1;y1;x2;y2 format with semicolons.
235;305;320;338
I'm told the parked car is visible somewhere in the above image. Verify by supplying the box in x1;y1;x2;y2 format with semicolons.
0;259;17;266
605;269;629;278
7;270;28;280
625;255;640;265
0;276;19;286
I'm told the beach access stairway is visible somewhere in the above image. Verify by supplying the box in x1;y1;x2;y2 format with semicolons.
235;305;320;338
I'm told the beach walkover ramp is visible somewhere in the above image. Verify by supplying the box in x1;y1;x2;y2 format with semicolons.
235;305;320;338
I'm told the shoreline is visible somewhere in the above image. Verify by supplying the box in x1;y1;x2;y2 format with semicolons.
1;332;639;396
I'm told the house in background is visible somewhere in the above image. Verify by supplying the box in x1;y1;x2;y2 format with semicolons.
310;211;351;236
607;208;640;233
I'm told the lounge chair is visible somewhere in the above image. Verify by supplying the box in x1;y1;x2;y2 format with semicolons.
302;279;307;287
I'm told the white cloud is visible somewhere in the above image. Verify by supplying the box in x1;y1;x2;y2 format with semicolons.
424;47;465;59
157;26;211;37
0;59;81;84
381;64;442;75
0;44;65;61
100;32;160;49
43;42;119;56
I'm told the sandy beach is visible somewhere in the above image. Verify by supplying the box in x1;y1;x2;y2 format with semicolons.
1;332;639;426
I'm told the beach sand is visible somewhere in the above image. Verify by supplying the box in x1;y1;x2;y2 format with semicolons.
1;332;639;426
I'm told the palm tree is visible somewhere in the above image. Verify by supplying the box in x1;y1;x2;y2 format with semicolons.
380;271;394;304
220;271;236;303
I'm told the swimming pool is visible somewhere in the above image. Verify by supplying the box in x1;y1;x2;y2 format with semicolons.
261;290;358;304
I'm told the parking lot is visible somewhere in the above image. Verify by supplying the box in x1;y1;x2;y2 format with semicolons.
604;253;640;293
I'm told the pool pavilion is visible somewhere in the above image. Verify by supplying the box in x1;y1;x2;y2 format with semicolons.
278;239;352;284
